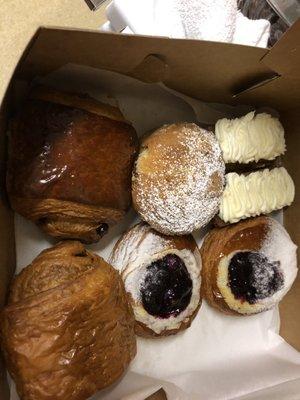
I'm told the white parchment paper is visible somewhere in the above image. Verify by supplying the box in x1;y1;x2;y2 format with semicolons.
11;66;300;400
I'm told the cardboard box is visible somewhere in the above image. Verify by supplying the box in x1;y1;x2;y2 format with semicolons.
0;22;299;399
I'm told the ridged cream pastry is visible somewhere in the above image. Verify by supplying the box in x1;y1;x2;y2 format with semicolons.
201;217;298;315
215;112;286;169
218;167;295;224
110;223;202;338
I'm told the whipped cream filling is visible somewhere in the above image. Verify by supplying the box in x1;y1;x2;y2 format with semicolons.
216;219;297;314
215;112;286;164
122;249;201;334
219;167;295;223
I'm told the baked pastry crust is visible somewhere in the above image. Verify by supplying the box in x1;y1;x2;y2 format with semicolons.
132;123;225;235
110;223;202;337
1;241;136;400
7;87;139;243
201;216;297;315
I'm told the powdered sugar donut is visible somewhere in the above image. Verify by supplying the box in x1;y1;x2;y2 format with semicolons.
201;216;298;315
132;123;225;235
110;223;202;337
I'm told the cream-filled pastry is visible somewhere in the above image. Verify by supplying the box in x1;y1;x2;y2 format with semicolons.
110;223;202;337
132;123;225;235
219;167;295;224
215;112;286;165
201;216;297;315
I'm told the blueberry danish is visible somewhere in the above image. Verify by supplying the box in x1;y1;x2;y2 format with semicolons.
201;216;297;315
110;223;202;337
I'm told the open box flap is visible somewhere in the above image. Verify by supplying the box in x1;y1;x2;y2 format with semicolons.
236;19;300;110
261;19;300;77
14;23;300;111
15;27;271;103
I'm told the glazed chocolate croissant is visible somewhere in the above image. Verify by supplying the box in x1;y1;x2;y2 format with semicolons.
1;241;136;400
7;87;139;243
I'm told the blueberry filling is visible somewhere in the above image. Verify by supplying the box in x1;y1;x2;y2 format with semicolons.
96;223;109;237
228;251;284;304
140;254;193;319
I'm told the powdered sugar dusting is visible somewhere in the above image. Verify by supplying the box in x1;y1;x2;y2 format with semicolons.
109;223;202;334
259;218;298;307
218;217;297;315
133;123;225;235
250;257;282;300
110;223;174;272
228;251;283;305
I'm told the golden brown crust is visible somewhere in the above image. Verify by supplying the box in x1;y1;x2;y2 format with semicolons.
30;86;127;123
10;197;125;243
132;123;225;235
9;241;95;303
201;216;270;315
7;88;139;243
1;241;136;400
110;222;202;337
111;222;200;271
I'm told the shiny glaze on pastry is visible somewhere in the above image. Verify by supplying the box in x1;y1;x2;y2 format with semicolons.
7;87;139;243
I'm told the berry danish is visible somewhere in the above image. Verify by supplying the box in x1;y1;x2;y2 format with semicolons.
201;216;297;315
110;223;202;337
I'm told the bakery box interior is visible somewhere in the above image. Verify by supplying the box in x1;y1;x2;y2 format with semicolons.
0;21;299;400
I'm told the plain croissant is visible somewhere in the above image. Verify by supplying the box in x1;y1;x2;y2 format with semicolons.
1;241;136;400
